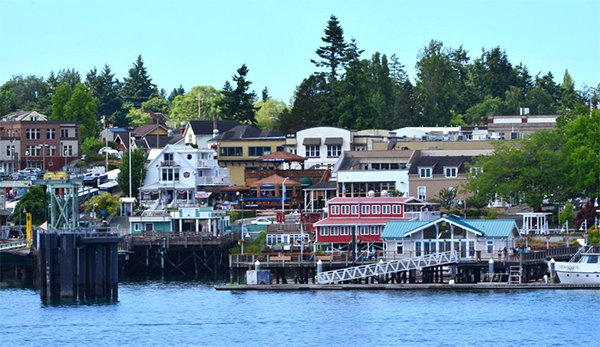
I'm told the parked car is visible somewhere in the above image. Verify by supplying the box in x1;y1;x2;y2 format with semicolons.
98;147;122;159
251;217;273;225
0;167;6;177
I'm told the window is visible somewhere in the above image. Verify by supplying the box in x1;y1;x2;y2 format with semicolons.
331;227;338;235
26;145;40;156
249;146;271;156
396;242;404;255
360;226;369;235
46;129;55;139
372;205;380;214
161;168;180;181
327;145;341;157
330;205;339;215
305;145;320;157
164;153;174;161
487;241;493;254
320;227;329;236
276;146;284;152
418;186;426;200
419;168;432;178
5;145;14;156
220;147;243;157
145;223;154;231
370;226;379;235
60;129;69;138
445;167;458;178
392;205;401;214
134;223;142;231
470;167;483;177
351;205;359;214
341;205;350;215
340;226;349;235
382;205;390;214
47;146;56;156
362;205;370;215
62;145;73;156
26;128;40;139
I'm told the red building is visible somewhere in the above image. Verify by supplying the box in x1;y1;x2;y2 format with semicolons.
314;196;432;249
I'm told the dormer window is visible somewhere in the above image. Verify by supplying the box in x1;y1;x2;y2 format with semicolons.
419;167;432;178
444;167;457;178
330;205;340;215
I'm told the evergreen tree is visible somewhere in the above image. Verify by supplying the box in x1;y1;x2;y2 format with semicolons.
168;85;185;102
86;65;126;127
311;15;348;107
219;64;259;124
51;83;73;121
219;81;234;119
262;87;269;102
64;83;99;140
471;47;516;100
559;70;577;110
117;148;147;199
282;74;330;132
121;55;158;107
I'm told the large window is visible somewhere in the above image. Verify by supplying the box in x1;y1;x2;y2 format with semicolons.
352;205;359;214
46;129;55;139
320;227;329;236
360;226;369;235
47;146;56;156
60;129;69;138
419;167;432;178
161;168;180;181
331;227;339;235
327;145;341;157
26;128;40;140
220;147;243;157
382;205;390;214
418;186;426;200
249;146;271;156
445;167;458;178
26;145;40;156
362;205;370;215
370;226;379;235
306;145;320;157
62;145;73;156
341;226;349;235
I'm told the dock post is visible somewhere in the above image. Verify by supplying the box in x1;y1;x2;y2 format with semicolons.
317;259;322;274
488;258;494;282
548;258;555;283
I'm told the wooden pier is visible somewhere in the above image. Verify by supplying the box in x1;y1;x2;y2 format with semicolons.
215;283;600;291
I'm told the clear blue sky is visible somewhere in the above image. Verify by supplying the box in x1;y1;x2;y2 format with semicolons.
1;0;598;103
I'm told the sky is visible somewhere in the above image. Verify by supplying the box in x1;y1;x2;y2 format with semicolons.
1;0;599;103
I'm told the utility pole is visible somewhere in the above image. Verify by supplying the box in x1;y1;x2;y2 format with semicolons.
196;92;203;120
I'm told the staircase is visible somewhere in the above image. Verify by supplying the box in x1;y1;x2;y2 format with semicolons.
316;251;458;285
508;266;521;285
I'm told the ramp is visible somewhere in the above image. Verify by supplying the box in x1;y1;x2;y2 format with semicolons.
316;251;458;284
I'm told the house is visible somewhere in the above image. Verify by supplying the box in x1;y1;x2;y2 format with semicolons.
380;215;520;260
313;196;436;251
209;125;285;185
183;119;240;149
113;124;171;152
295;126;353;170
128;206;230;236
333;150;416;198
134;133;182;154
244;174;302;210
408;153;480;202
139;144;231;208
0;111;80;172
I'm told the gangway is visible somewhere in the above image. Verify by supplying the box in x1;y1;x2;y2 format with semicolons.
0;240;27;251
316;251;458;284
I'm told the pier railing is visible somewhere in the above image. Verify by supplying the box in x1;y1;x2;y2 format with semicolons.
120;230;241;250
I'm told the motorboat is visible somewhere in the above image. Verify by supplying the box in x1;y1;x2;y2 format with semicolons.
553;251;600;284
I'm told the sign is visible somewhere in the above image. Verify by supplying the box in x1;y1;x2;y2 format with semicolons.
39;220;49;232
195;191;212;199
183;172;190;178
100;209;106;216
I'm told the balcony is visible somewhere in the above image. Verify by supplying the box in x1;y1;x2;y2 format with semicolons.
405;211;441;221
159;160;178;167
196;175;232;186
198;159;218;168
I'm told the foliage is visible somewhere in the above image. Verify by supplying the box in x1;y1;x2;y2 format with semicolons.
254;98;287;130
559;203;576;227
126;107;151;127
142;97;171;114
482;208;498;219
168;85;185;102
14;186;48;225
219;64;259;125
436;187;456;211
463;95;504;125
230;231;266;254
574;202;597;230
121;55;158;107
63;83;99;140
117;149;147;198
81;137;105;154
170;86;222;123
86;64;127;127
50;83;73;120
85;192;120;219
0;75;53;115
588;228;600;245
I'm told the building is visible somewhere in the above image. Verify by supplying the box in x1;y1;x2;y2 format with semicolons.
487;114;558;140
295;126;353;170
0;111;80;172
209;125;285;185
333;150;416;198
183;119;240;149
128;206;230;235
139;144;231;208
393;127;461;141
380;215;519;260
313;196;436;251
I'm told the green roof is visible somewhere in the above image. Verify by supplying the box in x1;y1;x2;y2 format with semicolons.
463;219;517;238
226;224;267;232
381;221;430;238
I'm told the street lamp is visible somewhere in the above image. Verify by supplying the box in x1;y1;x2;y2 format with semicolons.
102;115;108;173
25;150;29;169
282;177;289;223
64;149;68;170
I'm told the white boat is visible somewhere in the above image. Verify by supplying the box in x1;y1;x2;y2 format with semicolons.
554;252;600;284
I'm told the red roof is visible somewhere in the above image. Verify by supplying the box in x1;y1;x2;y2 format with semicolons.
257;151;307;162
326;197;421;204
250;174;301;187
314;217;411;226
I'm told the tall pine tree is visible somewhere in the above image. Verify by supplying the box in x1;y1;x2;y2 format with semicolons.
219;64;258;125
121;55;158;107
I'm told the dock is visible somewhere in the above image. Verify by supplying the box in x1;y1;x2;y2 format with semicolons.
215;283;600;291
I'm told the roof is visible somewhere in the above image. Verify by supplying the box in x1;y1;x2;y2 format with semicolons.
337;150;414;171
462;219;518;238
0;110;47;122
211;125;283;141
380;221;431;238
408;156;475;175
135;134;182;149
381;216;517;239
188;120;240;135
256;151;306;162
314;217;411;226
304;181;337;191
132;124;170;137
250;174;300;187
326;197;420;204
303;138;321;146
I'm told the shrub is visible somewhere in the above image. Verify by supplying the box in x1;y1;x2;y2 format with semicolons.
483;208;498;219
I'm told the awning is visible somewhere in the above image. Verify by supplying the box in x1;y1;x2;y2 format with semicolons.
324;137;343;146
195;191;212;199
302;138;321;146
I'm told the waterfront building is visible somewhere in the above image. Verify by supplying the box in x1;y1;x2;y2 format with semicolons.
380;215;520;260
487;113;558;140
0;111;80;172
139;144;231;208
314;196;436;251
128;206;230;236
183;119;240;149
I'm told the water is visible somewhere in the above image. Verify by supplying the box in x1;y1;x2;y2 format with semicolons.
1;280;599;347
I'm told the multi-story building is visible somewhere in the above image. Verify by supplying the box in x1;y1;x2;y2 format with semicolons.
0;111;80;172
139;144;231;208
487;114;558;140
209;125;285;185
183;119;240;149
296;126;352;170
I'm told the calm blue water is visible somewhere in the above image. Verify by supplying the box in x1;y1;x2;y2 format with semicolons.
1;281;599;347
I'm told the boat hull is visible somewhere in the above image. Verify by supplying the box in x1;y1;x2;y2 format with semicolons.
554;261;600;284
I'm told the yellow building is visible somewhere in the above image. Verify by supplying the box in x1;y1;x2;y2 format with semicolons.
209;125;285;185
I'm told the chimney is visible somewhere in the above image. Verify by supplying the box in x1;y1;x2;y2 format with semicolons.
213;113;219;137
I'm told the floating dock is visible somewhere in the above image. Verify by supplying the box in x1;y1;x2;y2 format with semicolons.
215;283;600;291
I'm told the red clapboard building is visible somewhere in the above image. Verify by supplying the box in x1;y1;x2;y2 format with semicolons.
314;196;433;249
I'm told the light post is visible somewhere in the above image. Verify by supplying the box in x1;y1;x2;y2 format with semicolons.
64;149;68;170
281;177;289;223
102;116;108;173
39;144;46;172
25;150;29;169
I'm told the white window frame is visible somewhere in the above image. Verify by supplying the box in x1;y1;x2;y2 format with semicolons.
351;205;359;215
306;145;320;158
327;145;341;157
360;226;369;235
419;167;432;178
382;205;390;214
370;226;379;235
418;186;426;200
372;205;380;214
134;223;142;231
396;241;404;254
444;167;458;178
331;226;338;235
341;205;350;215
486;240;494;254
341;226;349;235
362;205;370;214
330;205;339;215
392;205;401;214
320;227;329;236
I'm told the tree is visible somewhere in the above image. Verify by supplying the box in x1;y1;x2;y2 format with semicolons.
471;47;516;100
170;86;223;124
463;95;505;125
126;107;151;127
311;14;347;106
85;192;120;219
526;85;556;115
121;55;158;107
117;148;147;199
255;98;287;130
219;64;259;124
0;75;52;115
168;85;185;102
86;65;126;127
14;186;48;225
559;203;576;228
282;74;330;133
574;202;596;231
63;83;99;141
51;83;73;121
262;87;269;102
559;70;577;110
436;187;457;211
141;97;170;114
336;56;377;129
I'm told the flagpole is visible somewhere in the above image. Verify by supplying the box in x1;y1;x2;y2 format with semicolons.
129;131;132;198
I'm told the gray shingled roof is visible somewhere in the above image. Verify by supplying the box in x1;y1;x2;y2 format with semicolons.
408;156;475;175
212;125;283;141
189;120;240;135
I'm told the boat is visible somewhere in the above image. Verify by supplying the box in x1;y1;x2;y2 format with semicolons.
553;249;600;284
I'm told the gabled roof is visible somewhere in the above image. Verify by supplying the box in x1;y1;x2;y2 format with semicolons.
188;120;240;135
408;156;475;175
0;110;47;122
257;151;306;162
382;216;517;239
250;174;300;187
135;134;182;149
132;124;170;137
211;125;283;141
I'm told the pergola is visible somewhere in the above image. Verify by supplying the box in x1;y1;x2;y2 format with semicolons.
256;151;307;170
250;174;301;198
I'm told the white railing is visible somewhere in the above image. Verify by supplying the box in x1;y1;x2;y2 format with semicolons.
405;211;441;221
0;240;27;251
198;159;218;168
197;176;231;186
316;251;458;284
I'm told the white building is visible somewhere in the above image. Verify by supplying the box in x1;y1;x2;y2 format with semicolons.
393;127;461;141
140;144;231;208
296;126;353;170
183;120;240;149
